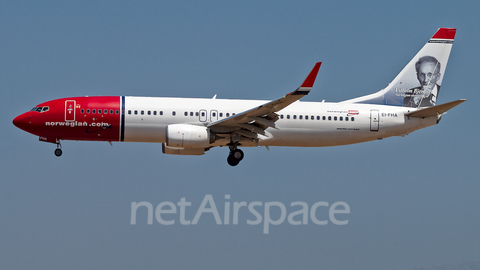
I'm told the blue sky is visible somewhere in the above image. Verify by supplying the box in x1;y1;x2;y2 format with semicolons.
1;1;479;269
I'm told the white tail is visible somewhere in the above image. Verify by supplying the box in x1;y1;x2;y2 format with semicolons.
342;28;456;108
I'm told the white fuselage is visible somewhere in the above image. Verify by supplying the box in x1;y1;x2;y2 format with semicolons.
123;97;437;147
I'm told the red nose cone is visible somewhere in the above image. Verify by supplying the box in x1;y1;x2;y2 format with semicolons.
13;113;31;131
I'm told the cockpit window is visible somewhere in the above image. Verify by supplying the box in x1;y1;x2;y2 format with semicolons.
31;106;49;113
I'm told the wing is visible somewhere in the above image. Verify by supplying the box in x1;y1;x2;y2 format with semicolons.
208;62;321;139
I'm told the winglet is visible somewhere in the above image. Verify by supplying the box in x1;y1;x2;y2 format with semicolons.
301;62;322;88
289;62;321;96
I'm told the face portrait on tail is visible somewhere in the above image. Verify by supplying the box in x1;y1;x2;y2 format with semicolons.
403;56;442;108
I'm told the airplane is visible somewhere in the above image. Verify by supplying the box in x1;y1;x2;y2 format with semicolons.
13;28;465;166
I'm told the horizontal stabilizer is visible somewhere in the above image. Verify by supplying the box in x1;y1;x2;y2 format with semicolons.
405;99;466;118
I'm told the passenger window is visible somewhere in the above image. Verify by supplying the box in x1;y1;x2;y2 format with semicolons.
219;113;223;117
81;109;85;113
299;115;303;120
226;113;230;117
141;111;144;115
345;117;349;121
287;115;290;119
334;116;337;121
104;109;108;114
213;112;216;117
232;113;235;115
115;110;119;114
280;115;284;119
87;109;90;114
128;110;131;115
340;117;343;121
184;112;188;116
311;115;314;120
110;109;113;114
328;116;331;120
93;109;96;114
317;116;320;120
322;116;326;120
172;111;176;116
148;111;151;115
134;110;137;115
195;112;199;116
293;115;297;119
153;111;157;115
351;117;355;121
160;111;163;115
190;112;194;116
98;109;102;114
201;112;205;117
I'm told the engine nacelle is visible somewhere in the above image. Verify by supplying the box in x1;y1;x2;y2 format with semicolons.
162;144;205;155
165;124;211;148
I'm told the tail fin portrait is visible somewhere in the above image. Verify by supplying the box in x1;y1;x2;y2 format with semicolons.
343;28;456;108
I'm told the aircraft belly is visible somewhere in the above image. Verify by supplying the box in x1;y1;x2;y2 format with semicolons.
267;128;354;147
124;123;166;143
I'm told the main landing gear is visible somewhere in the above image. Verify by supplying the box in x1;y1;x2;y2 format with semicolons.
54;143;62;157
227;147;244;166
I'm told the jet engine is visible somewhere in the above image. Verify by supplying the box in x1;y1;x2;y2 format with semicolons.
165;124;211;148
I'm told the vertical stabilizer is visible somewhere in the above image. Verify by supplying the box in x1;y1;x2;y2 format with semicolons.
342;28;456;108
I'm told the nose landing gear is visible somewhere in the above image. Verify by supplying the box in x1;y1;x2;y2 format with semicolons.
54;143;62;157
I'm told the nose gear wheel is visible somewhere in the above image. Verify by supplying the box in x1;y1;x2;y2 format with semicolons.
54;143;62;157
